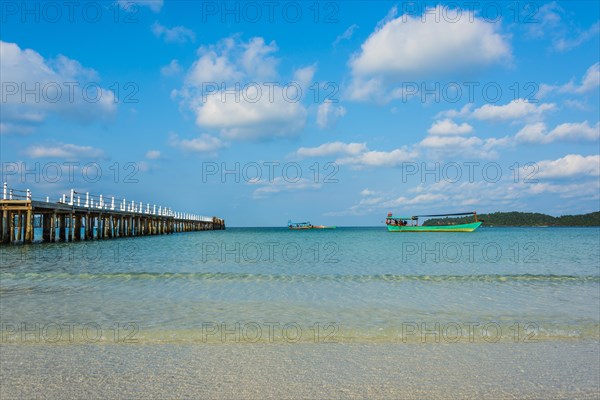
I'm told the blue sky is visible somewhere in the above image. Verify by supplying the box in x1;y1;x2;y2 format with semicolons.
1;1;599;226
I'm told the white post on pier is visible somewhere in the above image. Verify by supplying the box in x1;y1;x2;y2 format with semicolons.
46;196;49;202
131;200;135;212
158;206;162;216
77;196;81;206
26;189;31;200
99;195;103;209
122;199;126;211
85;192;89;207
139;202;142;213
62;194;66;203
111;197;115;211
153;205;156;215
3;182;6;200
69;189;74;206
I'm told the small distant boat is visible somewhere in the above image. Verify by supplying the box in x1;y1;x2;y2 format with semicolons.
385;212;482;232
288;221;336;230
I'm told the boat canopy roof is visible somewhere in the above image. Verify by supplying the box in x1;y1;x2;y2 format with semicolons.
387;212;476;220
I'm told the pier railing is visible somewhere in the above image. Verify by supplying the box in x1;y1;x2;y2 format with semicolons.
1;183;225;244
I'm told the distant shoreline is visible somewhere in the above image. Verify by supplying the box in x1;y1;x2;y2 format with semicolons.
423;211;600;227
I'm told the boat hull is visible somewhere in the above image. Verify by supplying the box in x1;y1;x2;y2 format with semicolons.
387;222;482;232
289;226;336;230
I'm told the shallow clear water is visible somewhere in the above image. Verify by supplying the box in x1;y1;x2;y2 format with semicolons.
1;227;599;343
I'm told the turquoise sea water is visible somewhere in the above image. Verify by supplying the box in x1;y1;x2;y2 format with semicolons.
1;227;599;343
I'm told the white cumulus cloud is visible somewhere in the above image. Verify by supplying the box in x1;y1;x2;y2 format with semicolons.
337;147;417;168
294;141;416;167
145;150;161;159
160;59;182;76
24;143;104;159
515;121;600;144
539;62;600;97
293;64;317;89
471;99;556;121
152;22;195;43
316;100;346;129
295;142;367;158
348;5;511;100
419;134;511;159
0;41;116;134
333;24;359;46
535;154;600;178
168;133;226;155
195;86;307;140
427;119;473;135
178;36;307;141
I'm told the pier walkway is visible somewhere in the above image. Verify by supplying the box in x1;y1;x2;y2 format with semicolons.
0;183;225;244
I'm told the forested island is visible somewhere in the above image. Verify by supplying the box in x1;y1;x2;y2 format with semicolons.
423;211;600;227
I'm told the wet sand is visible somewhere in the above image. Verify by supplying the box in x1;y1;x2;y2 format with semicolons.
1;341;598;399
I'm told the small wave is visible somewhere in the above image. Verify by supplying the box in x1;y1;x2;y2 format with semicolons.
1;271;598;283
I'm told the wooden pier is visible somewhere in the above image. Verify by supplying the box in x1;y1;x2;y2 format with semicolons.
0;184;225;245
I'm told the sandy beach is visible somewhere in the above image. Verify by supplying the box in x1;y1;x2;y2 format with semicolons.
2;341;598;399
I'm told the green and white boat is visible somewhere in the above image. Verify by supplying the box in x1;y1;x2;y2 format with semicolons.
385;212;482;232
288;220;336;230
